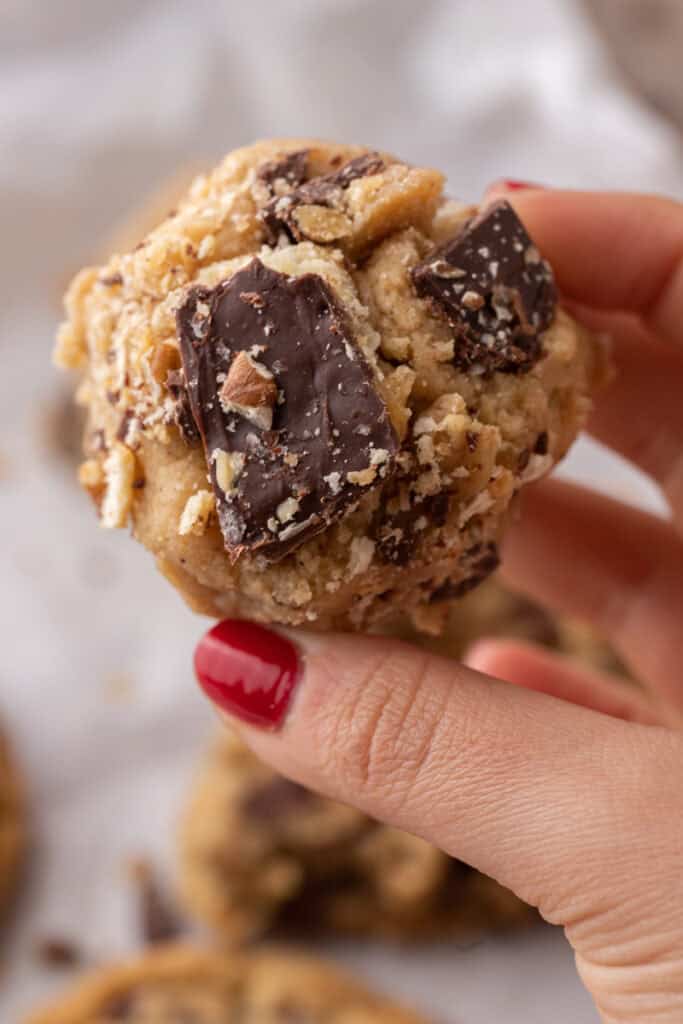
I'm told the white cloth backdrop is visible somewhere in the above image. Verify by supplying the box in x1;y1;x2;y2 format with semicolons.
1;1;679;1019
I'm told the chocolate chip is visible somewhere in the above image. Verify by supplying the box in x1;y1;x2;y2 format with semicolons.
503;599;560;647
257;149;309;195
242;776;315;822
373;491;449;566
99;272;123;287
429;541;500;601
411;200;556;375
104;994;135;1019
533;430;549;455
177;259;398;561
166;369;201;446
128;859;184;946
465;431;479;453
34;937;82;968
259;153;385;244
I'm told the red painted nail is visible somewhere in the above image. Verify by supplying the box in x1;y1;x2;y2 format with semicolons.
500;179;546;191
195;620;302;729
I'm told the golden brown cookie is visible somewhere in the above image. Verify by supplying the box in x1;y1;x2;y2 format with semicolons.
179;729;533;944
25;944;426;1024
56;139;604;631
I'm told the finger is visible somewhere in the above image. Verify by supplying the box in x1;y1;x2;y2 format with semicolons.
486;186;683;348
567;306;683;519
193;619;681;929
501;478;683;716
464;639;662;726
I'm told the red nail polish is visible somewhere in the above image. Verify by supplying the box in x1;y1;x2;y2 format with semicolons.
195;620;301;729
501;179;545;191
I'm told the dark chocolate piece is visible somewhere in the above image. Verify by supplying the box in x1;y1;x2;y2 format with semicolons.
259;152;385;244
177;259;398;561
373;491;449;566
429;542;500;602
533;430;549;455
104;994;135;1019
257;149;309;195
34;937;82;968
412;200;556;374
129;859;184;946
243;777;315;822
166;369;201;446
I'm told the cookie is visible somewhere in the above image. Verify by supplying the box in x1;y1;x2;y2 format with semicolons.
179;579;624;943
382;575;627;677
25;944;425;1024
55;139;604;631
179;728;533;943
0;725;25;917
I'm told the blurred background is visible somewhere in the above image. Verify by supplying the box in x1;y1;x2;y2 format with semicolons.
1;1;682;1020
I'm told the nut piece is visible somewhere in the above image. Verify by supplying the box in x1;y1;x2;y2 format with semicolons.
211;449;245;495
179;489;215;536
291;204;352;243
150;341;181;384
219;351;278;431
101;442;136;528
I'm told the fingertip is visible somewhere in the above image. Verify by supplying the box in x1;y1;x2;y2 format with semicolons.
483;178;548;203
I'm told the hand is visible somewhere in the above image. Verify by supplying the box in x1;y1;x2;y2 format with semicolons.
193;187;683;1024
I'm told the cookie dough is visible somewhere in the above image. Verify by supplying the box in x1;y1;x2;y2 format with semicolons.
56;138;604;630
25;944;425;1024
0;725;24;918
179;579;625;943
179;728;533;943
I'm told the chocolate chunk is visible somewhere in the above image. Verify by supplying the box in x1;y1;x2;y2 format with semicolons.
166;369;201;446
503;598;560;647
34;937;82;968
259;152;385;244
104;994;135;1019
99;272;123;287
128;858;184;946
177;259;398;561
373;491;449;566
533;430;549;455
412;200;556;375
429;542;500;601
257;149;309;195
243;777;315;822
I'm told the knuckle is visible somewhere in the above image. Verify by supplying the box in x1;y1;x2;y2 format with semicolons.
323;646;454;812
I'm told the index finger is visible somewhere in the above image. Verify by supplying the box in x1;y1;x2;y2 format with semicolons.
491;188;683;347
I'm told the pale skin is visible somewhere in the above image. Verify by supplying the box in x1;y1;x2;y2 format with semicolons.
204;188;683;1023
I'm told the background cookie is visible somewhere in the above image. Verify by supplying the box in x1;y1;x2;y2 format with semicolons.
56;138;604;631
0;725;24;919
179;578;625;943
179;729;533;943
25;944;426;1024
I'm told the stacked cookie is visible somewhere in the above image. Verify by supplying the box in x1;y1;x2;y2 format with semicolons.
22;140;611;1019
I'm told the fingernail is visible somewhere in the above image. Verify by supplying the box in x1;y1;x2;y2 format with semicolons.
194;620;302;729
500;179;545;191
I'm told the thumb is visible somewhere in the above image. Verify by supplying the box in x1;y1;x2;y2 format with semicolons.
193;619;676;925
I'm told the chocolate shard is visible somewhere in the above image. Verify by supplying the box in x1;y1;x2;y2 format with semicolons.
259;152;385;244
373;491;449;566
256;149;309;195
177;258;398;561
166;369;201;446
412;200;557;375
428;541;500;602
